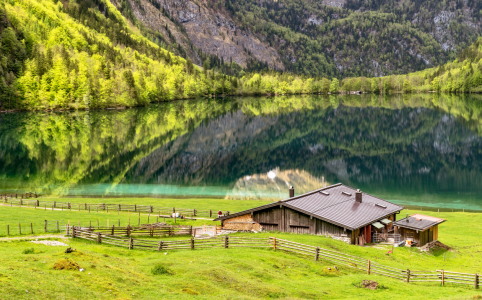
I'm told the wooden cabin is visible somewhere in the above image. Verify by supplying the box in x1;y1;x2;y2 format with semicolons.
215;183;404;245
392;214;445;247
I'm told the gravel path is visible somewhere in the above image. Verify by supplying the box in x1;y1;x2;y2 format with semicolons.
0;234;68;242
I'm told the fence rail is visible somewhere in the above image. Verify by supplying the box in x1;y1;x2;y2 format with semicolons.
69;227;481;289
1;195;229;219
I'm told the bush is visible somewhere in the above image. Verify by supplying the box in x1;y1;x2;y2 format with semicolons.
151;264;172;275
22;248;35;254
53;259;80;270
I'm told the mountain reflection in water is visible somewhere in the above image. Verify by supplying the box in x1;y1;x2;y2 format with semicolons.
1;94;482;210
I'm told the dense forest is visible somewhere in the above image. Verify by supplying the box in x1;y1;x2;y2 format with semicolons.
0;0;238;110
0;0;482;111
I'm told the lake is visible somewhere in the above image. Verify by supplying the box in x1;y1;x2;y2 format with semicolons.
1;93;482;210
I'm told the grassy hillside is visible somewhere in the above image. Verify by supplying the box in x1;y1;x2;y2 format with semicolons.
1;202;482;299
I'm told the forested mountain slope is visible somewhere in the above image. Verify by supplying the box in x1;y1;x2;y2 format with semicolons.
116;0;482;77
0;0;238;110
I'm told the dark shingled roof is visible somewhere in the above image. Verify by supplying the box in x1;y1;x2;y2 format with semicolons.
393;214;445;231
215;183;404;230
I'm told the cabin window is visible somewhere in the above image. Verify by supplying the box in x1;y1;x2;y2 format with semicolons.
289;225;309;228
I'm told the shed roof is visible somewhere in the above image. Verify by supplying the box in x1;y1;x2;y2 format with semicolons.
215;183;404;230
393;214;445;231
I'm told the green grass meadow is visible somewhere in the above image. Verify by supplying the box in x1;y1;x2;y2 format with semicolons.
1;199;482;299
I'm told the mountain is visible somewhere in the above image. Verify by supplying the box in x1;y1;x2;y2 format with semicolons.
113;0;482;77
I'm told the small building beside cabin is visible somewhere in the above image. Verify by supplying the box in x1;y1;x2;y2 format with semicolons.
215;183;404;245
392;214;445;247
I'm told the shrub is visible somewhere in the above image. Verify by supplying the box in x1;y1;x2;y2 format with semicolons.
53;259;80;270
22;248;35;254
151;264;172;275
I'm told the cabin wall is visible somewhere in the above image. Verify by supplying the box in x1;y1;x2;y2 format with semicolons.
399;227;435;246
251;207;351;242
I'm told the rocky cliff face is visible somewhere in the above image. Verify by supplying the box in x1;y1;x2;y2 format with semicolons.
110;0;482;77
111;0;283;69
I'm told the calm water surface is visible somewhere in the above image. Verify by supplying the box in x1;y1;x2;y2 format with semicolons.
1;94;482;210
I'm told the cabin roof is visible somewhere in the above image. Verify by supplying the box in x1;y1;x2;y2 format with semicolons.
215;183;404;230
393;214;446;231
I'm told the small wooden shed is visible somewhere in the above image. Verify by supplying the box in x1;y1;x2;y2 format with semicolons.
392;214;445;247
215;183;404;245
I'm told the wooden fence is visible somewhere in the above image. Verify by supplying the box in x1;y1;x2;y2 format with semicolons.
77;225;194;237
1;195;229;218
0;220;68;236
68;229;480;289
70;227;270;250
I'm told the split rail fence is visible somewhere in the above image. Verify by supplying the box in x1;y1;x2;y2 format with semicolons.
69;228;480;290
1;195;229;218
76;225;194;237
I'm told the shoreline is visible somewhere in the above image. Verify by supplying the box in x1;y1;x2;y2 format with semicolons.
0;91;478;114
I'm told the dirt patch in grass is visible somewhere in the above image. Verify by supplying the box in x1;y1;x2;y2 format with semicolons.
353;280;387;290
53;258;81;270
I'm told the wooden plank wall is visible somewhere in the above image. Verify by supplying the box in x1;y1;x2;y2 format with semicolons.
253;207;348;238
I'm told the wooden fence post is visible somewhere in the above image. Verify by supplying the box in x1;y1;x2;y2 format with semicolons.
72;226;76;238
475;273;479;290
367;260;371;275
31;223;33;234
441;269;444;286
129;237;133;250
191;237;194;250
7;225;9;236
57;221;59;232
97;233;101;244
44;220;47;232
53;201;56;208
193;209;197;216
112;225;115;235
315;247;320;261
190;226;193;236
135;204;137;212
406;269;410;283
210;210;212;218
273;237;277;250
19;223;21;235
225;235;229;249
158;241;163;251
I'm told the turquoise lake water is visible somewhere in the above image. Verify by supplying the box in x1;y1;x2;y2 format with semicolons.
1;93;482;210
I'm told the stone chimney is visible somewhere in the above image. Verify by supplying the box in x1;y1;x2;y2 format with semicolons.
289;186;294;198
355;189;362;203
